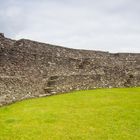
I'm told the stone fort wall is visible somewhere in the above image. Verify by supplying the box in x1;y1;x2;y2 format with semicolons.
0;33;140;106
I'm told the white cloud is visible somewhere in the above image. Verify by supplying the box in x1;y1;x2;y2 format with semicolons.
0;0;140;53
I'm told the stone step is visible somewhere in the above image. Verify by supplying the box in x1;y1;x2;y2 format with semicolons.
49;76;59;80
44;87;57;94
47;80;56;86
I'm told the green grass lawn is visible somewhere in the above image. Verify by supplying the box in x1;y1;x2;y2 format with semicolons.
0;88;140;140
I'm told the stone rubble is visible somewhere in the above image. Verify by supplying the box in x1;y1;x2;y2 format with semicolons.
0;33;140;106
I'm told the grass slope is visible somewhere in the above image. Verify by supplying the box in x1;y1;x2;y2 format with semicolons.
0;88;140;140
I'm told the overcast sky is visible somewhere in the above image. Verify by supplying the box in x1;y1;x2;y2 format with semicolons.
0;0;140;53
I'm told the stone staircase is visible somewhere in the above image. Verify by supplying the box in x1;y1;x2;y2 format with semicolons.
44;76;59;94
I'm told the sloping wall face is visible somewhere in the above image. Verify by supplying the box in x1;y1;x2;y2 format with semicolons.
0;33;140;106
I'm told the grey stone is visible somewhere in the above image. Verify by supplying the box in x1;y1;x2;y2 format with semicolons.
0;33;140;106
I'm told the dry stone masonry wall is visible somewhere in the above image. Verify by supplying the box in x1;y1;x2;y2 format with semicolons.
0;33;140;106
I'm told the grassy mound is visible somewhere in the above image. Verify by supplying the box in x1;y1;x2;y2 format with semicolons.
0;88;140;140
